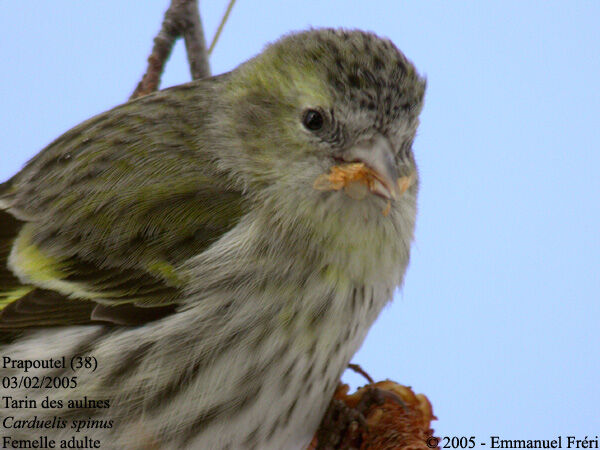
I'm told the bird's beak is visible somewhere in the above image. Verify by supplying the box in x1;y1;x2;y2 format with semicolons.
338;134;401;200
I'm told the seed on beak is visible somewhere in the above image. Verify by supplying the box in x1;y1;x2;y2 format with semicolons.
313;163;415;215
397;172;416;195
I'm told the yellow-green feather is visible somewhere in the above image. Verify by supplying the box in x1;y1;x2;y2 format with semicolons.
0;287;34;309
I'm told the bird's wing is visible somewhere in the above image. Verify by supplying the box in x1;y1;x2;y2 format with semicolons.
0;85;247;328
0;177;246;329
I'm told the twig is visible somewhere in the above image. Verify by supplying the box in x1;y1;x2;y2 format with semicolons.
208;0;237;55
130;0;210;100
347;363;375;384
180;0;211;80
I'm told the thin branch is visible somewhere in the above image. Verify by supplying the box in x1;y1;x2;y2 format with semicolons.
348;363;375;384
180;0;211;80
130;0;210;100
208;0;237;55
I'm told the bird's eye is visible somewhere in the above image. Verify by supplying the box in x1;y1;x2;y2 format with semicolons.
302;109;324;131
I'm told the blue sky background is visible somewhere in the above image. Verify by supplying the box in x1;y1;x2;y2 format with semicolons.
1;1;598;442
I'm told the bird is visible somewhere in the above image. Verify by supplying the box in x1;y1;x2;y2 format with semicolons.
0;28;425;449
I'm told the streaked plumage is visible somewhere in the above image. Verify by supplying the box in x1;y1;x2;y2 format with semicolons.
0;29;425;448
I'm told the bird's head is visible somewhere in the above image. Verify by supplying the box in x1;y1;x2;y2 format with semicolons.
216;28;425;229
